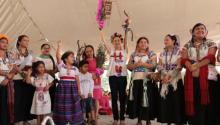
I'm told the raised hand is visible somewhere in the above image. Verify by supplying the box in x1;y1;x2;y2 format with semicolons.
57;40;62;48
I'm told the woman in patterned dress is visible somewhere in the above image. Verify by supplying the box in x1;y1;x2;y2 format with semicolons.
181;23;217;125
157;34;186;125
10;35;35;125
127;37;158;125
0;34;17;125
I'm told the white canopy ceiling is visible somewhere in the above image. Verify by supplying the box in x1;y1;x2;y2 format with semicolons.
1;0;220;54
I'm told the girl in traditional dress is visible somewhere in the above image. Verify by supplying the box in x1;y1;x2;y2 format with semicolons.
26;61;54;125
127;37;157;125
181;23;217;125
53;42;84;125
82;45;102;120
100;31;128;125
10;35;35;125
35;43;57;110
0;35;17;125
156;34;186;125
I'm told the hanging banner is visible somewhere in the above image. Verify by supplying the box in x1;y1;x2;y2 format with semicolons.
96;0;112;30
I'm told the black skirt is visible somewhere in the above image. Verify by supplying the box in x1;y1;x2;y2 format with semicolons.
208;75;220;125
0;85;9;125
127;80;159;121
49;82;56;111
14;80;35;122
187;78;209;125
157;80;186;124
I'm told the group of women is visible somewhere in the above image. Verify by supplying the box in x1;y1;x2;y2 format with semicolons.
0;22;220;125
101;23;220;125
0;34;58;125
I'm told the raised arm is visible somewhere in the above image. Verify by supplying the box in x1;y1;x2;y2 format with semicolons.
100;30;110;54
56;41;62;64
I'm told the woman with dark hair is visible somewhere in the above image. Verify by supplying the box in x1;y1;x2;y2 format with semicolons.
127;37;158;125
35;43;57;111
100;31;128;125
10;35;35;125
53;42;84;125
156;34;186;125
181;23;217;125
0;35;17;125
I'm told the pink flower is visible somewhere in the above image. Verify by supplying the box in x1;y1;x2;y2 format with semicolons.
96;68;104;76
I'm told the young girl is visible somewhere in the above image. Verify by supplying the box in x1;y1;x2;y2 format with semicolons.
127;37;157;125
35;43;58;111
78;60;96;125
181;23;217;125
157;34;186;125
26;61;54;125
83;45;102;119
53;42;84;125
100;31;128;125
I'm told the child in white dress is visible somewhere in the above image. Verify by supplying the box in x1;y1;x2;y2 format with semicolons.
26;61;54;125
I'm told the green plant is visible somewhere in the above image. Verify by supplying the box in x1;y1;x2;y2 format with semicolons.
96;44;106;68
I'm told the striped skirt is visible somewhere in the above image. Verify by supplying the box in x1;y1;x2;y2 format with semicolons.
53;80;85;125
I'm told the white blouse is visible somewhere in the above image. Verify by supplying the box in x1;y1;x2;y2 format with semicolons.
9;48;33;80
30;74;54;88
35;56;54;71
0;57;11;84
184;39;218;81
108;49;128;77
79;72;94;98
58;62;79;81
158;47;181;76
184;39;216;62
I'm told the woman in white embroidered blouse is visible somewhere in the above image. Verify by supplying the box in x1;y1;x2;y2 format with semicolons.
10;35;35;125
157;34;186;125
100;30;128;125
127;37;157;125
